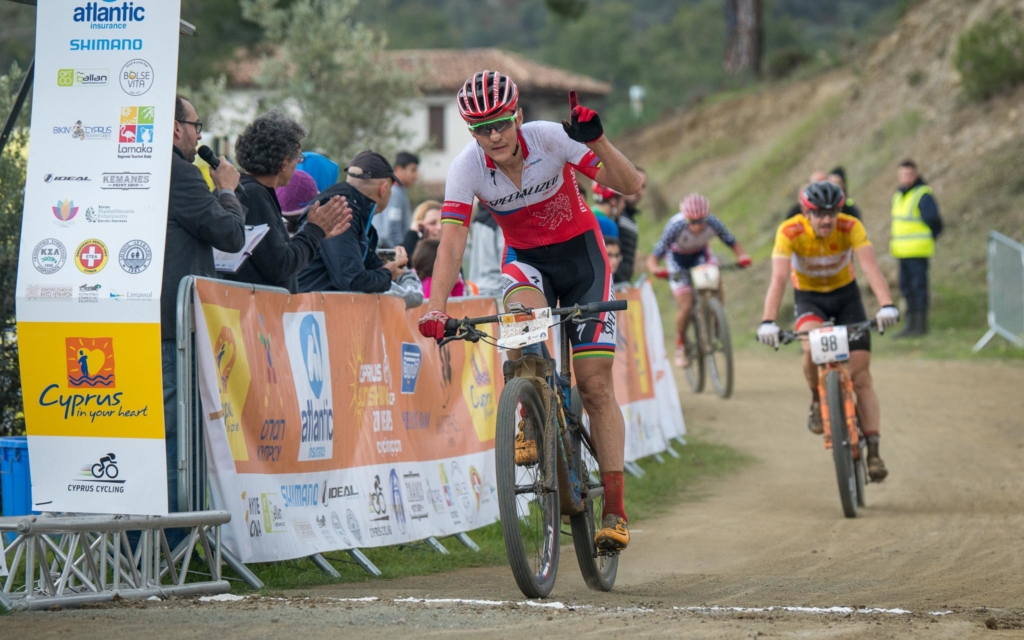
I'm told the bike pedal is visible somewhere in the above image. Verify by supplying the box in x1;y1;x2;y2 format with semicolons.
596;549;620;558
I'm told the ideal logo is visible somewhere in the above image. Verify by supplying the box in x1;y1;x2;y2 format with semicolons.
400;343;421;394
284;312;334;461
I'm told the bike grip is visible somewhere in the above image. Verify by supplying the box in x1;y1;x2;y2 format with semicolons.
444;318;460;331
593;300;628;312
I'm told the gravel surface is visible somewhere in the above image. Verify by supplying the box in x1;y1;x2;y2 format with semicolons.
6;353;1024;638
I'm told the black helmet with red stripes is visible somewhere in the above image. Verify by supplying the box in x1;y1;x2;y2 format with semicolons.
456;71;519;121
800;181;846;212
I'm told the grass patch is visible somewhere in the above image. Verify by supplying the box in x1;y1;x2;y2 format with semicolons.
226;438;746;593
954;13;1024;101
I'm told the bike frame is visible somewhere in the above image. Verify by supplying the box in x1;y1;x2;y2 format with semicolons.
816;360;861;458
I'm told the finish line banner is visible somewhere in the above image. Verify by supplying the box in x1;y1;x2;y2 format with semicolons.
14;0;181;515
193;279;685;562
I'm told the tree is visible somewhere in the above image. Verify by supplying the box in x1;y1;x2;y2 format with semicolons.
724;0;764;77
0;63;28;436
239;0;415;162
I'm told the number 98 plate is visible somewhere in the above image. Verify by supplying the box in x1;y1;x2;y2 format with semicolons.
808;326;850;365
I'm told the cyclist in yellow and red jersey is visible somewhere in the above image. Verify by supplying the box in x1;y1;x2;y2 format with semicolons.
416;71;643;551
757;181;900;481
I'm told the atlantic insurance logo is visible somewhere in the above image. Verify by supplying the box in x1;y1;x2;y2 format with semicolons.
73;1;146;28
283;312;334;462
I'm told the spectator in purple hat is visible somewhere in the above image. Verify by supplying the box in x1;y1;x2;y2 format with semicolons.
276;169;319;235
225;112;352;293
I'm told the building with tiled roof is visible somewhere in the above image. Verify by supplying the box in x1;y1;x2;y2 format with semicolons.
216;48;611;185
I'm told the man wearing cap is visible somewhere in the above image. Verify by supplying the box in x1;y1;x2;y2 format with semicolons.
297;150;409;293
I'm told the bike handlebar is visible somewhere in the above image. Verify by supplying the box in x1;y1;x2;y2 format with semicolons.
778;319;879;346
444;300;628;332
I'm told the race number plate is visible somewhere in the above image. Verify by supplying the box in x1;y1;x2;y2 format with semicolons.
809;326;850;364
497;307;554;350
691;264;721;291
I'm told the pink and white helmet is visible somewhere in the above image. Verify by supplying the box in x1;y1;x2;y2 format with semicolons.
681;193;710;221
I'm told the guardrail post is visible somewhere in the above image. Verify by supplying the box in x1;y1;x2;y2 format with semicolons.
425;537;450;554
309;553;341;578
453;533;479;552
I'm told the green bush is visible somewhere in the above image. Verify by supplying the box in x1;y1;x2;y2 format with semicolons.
954;14;1024;100
0;65;27;437
764;46;811;80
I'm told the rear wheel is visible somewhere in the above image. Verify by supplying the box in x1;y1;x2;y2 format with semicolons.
568;388;618;592
683;305;706;393
705;297;734;399
825;370;858;518
495;377;559;598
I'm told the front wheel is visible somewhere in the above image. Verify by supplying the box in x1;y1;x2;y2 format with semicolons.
568;388;618;591
704;297;734;399
825;370;857;518
682;307;706;393
495;377;559;598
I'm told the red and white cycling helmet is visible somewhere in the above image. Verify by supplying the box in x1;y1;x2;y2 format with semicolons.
681;193;710;221
457;71;519;121
592;183;621;203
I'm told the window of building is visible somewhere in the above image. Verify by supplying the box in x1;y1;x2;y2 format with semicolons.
428;105;445;151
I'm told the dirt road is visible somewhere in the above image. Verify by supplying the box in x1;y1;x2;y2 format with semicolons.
7;353;1024;637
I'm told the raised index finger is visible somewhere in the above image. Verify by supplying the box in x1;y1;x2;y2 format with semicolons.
568;90;578;111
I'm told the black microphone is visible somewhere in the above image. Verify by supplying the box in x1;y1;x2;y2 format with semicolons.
197;145;219;169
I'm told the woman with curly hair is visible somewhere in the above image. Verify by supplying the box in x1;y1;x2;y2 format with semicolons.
225;111;352;292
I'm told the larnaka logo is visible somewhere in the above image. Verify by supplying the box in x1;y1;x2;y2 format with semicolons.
117;106;154;159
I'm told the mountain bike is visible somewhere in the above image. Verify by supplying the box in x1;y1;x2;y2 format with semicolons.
660;263;740;398
776;320;880;518
440;299;627;598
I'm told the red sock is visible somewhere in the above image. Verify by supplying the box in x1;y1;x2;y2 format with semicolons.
601;471;627;522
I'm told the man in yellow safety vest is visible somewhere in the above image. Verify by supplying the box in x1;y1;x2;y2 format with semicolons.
891;159;942;337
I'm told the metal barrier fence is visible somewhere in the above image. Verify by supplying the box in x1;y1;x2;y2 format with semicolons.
974;231;1024;352
0;511;231;611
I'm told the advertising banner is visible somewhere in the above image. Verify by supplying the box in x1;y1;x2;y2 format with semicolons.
194;280;686;561
15;0;181;514
641;280;687;441
613;286;669;462
193;281;502;562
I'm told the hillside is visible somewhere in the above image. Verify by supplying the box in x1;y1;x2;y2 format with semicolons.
623;0;1024;359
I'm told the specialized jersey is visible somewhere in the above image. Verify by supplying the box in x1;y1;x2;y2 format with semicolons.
441;121;603;250
772;214;871;293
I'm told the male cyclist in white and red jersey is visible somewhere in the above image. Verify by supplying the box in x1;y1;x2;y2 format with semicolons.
417;71;642;551
646;194;751;368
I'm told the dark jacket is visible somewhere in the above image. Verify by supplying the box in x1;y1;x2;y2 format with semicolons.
898;177;942;239
614;214;639;284
296;182;390;293
161;147;246;340
401;228;420;263
223;174;326;293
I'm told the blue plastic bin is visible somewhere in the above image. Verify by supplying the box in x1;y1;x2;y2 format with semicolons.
1;436;35;521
